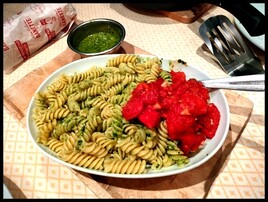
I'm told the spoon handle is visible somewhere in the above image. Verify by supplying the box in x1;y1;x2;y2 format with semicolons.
200;74;265;91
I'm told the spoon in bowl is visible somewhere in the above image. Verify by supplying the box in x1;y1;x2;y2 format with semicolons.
200;74;264;91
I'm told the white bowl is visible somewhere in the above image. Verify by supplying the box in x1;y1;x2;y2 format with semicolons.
26;54;230;179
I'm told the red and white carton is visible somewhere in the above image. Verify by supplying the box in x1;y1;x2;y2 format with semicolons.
4;3;77;74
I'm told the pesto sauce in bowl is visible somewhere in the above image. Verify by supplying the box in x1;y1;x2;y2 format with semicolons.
77;31;120;53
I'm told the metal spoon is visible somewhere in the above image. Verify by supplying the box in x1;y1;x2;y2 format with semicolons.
200;74;264;91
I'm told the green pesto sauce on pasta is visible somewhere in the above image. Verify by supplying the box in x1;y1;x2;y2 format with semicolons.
77;32;120;53
32;55;190;175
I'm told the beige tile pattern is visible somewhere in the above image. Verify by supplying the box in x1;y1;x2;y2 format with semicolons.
3;3;265;199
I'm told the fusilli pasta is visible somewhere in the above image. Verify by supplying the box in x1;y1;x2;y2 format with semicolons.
32;54;189;175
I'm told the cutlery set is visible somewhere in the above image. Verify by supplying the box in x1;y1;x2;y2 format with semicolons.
198;15;264;91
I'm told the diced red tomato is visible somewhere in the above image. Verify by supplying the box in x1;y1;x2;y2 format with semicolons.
183;79;210;101
180;93;208;116
138;105;161;129
170;70;186;86
142;88;159;106
132;83;149;97
159;94;179;115
121;70;221;156
150;78;165;89
178;132;206;155
122;97;144;120
132;81;160;106
166;111;195;140
196;103;220;139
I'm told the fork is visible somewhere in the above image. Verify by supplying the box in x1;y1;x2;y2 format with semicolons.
199;15;265;76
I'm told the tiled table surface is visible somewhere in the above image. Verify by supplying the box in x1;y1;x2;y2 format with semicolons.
3;3;265;199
